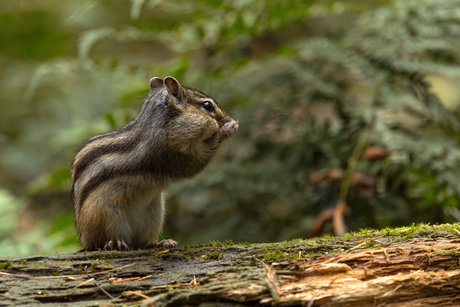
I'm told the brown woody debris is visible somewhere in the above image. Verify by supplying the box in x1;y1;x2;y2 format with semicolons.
362;146;390;159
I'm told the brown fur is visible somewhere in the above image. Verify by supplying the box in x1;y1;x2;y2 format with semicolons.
72;76;238;251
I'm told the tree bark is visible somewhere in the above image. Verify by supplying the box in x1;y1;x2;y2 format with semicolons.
1;226;460;306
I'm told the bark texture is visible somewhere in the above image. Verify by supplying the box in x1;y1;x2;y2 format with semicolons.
1;228;460;306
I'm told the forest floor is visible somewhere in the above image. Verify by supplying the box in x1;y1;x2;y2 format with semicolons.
1;223;460;306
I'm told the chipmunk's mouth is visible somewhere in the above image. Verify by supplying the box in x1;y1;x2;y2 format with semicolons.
203;118;238;143
219;115;233;126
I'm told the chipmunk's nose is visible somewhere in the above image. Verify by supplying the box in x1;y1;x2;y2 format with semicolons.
220;115;233;125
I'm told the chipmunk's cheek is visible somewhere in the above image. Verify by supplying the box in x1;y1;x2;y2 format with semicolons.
200;118;220;141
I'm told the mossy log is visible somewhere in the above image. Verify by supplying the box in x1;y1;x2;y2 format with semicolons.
1;224;460;306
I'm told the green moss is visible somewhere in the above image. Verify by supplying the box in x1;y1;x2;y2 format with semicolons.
181;245;190;251
189;240;238;248
281;240;294;247
184;250;198;258
340;223;460;241
239;241;253;247
21;259;27;265
204;252;222;260
54;271;60;276
99;260;113;268
0;261;13;270
262;248;298;262
227;223;460;265
208;240;224;247
189;242;213;248
364;241;374;249
435;247;460;257
300;252;322;259
224;240;235;246
280;239;305;247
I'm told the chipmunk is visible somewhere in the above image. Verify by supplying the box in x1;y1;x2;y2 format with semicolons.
72;76;239;251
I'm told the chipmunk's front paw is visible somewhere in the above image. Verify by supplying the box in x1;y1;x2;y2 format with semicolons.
147;239;178;249
104;238;130;251
220;119;239;139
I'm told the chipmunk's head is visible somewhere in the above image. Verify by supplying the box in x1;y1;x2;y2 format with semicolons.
149;76;238;148
150;76;232;125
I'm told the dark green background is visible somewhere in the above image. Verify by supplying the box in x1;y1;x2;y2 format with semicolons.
2;0;460;256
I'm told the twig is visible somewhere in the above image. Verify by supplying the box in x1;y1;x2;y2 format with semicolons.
347;241;367;253
113;277;140;283
75;278;95;288
347;236;384;253
94;280;115;300
257;259;280;304
137;275;152;281
332;200;348;236
334;118;373;237
338;120;373;203
0;263;136;280
357;235;384;242
308;206;334;238
154;250;169;256
127;291;150;299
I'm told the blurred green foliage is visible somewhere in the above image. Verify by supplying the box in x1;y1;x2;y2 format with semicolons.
2;0;460;256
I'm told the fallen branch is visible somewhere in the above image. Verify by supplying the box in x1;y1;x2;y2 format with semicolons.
0;263;136;280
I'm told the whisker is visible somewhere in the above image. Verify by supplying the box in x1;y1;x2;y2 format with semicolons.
225;130;234;149
210;79;213;97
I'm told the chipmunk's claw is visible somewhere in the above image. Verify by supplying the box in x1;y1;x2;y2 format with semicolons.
147;239;178;249
104;238;130;251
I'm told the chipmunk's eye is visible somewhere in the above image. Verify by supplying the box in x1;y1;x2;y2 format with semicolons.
202;101;215;112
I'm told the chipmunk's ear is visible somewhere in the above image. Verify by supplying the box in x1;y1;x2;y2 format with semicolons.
149;77;164;91
164;76;184;99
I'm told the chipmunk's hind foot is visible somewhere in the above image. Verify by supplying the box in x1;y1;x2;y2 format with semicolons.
147;239;177;249
104;238;130;251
